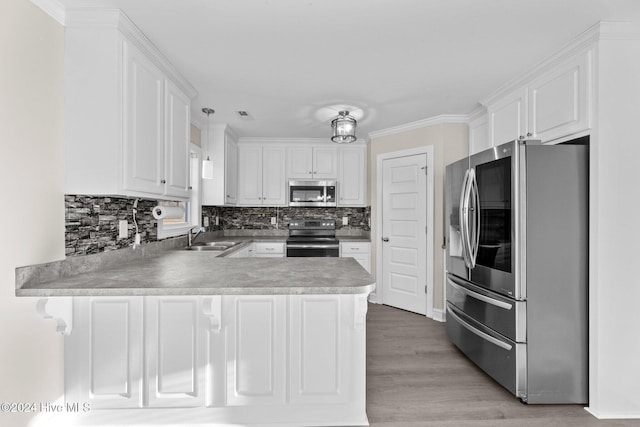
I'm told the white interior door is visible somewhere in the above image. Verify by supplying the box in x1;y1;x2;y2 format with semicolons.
381;154;427;315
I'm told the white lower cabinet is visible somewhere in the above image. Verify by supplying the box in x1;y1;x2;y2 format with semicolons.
254;242;285;257
224;295;287;406
65;294;368;425
227;243;254;258
340;241;371;273
144;297;206;408
66;297;144;409
289;295;352;404
66;296;205;409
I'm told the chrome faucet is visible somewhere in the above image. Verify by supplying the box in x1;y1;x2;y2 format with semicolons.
188;226;206;247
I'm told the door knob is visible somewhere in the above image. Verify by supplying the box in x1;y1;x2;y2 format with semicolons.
382;237;389;242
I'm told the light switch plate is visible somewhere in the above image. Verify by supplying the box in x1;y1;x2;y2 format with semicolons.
118;220;128;239
215;216;219;226
342;216;348;226
271;217;277;225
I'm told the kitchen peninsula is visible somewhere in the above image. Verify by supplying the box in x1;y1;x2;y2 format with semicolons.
16;239;374;426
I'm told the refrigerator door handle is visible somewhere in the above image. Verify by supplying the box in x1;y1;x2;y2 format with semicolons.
468;168;481;268
447;305;513;351
447;277;513;310
459;168;473;268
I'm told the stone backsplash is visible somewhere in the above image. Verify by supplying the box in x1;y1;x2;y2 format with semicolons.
66;198;370;257
65;195;158;257
201;206;370;232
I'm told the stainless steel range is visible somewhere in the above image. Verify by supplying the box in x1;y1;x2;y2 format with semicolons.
286;219;339;257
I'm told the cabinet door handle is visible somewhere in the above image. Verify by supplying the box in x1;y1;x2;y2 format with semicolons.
382;237;389;242
161;179;166;184
308;171;312;174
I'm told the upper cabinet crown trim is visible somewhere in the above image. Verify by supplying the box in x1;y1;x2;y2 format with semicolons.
480;21;640;107
65;8;198;100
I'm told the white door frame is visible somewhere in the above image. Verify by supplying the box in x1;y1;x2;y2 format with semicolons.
375;146;435;319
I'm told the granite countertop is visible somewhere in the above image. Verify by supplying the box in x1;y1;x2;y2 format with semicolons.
15;236;375;297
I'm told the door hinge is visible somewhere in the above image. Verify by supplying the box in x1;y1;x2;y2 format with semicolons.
424;285;428;294
425;225;428;234
421;165;427;175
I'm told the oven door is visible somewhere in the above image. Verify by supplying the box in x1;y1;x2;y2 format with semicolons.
466;140;519;299
286;242;339;257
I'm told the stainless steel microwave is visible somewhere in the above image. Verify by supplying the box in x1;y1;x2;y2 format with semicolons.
288;180;337;207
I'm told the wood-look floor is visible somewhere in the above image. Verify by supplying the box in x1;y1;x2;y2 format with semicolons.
365;303;638;427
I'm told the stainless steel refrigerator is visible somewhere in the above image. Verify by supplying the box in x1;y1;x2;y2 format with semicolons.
445;138;588;404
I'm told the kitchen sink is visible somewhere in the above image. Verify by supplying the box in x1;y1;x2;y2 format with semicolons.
183;241;241;251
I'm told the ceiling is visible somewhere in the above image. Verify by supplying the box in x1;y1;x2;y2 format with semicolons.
55;0;640;139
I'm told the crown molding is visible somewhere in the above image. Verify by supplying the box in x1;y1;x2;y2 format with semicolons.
466;105;488;123
480;21;640;107
30;0;65;25
237;136;367;145
41;6;198;100
368;114;468;139
597;21;640;40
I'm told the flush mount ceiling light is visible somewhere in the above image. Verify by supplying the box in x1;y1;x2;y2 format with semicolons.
331;111;357;143
201;107;215;180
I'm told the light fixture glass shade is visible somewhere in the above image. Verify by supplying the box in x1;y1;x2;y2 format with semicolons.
202;157;214;180
202;107;215;180
331;111;357;143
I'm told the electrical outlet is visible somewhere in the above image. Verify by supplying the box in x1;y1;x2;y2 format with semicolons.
215;216;219;226
118;220;128;239
203;216;210;227
342;216;348;226
271;217;277;225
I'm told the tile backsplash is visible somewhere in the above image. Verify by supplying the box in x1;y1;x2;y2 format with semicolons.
201;206;370;232
65;195;158;257
66;196;371;257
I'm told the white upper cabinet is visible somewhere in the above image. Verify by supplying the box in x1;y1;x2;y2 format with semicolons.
122;42;166;195
312;146;339;179
487;88;528;147
527;51;592;142
262;146;287;205
218;139;366;207
164;80;191;198
287;146;338;179
482;48;592;147
64;10;197;200
237;145;286;206
202;125;238;205
287;147;313;179
338;145;367;206
469;113;490;155
237;145;262;205
225;138;239;204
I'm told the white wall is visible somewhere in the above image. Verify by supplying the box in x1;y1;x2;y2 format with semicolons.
588;35;640;418
0;1;65;426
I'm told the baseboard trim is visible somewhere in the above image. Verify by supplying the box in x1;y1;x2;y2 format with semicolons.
432;308;446;323
585;406;640;419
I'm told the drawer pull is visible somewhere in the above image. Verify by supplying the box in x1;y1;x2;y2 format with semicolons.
448;305;512;351
447;277;512;310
